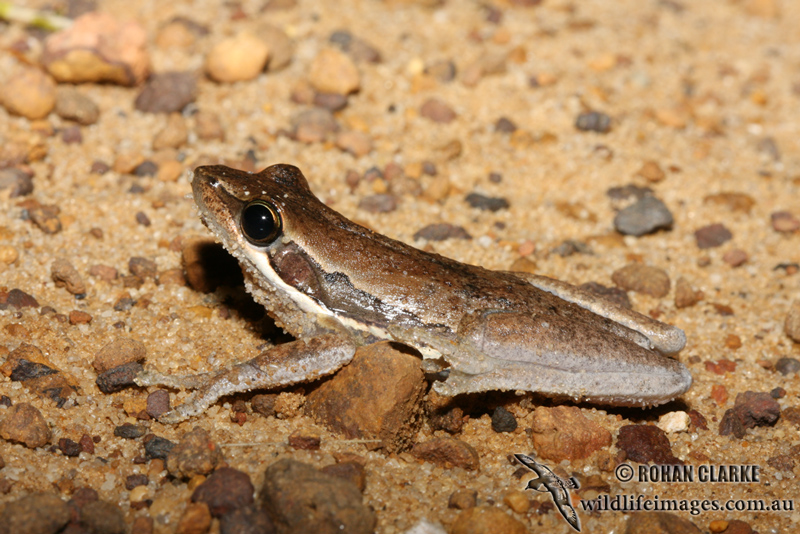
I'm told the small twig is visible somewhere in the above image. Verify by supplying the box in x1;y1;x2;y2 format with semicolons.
0;2;72;31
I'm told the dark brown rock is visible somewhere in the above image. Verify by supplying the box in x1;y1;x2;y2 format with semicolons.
96;362;143;393
80;500;126;534
320;462;366;492
135;71;197;113
167;427;224;479
530;406;612;462
411;437;480;471
624;512;701;534
58;437;81;457
413;223;471;241
305;342;425;452
719;391;780;438
450;506;528;534
146;389;171;418
220;505;276;534
465;192;509;212
4;288;40;309
617;424;682;464
575;110;612;133
0;493;70;534
358;193;398;213
251;394;278;417
611;263;671;298
288;429;321;451
125;474;149;490
192;467;255;518
694;223;733;249
260;459;375;534
0;402;51;448
0;167;34;197
51;258;86;295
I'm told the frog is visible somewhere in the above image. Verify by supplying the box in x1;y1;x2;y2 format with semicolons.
135;164;691;423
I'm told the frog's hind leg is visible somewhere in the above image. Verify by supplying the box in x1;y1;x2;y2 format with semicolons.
509;272;686;355
136;333;356;423
434;309;691;407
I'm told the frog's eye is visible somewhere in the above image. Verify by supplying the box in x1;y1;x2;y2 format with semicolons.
241;200;282;245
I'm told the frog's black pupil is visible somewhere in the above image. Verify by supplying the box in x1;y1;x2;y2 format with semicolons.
242;202;279;243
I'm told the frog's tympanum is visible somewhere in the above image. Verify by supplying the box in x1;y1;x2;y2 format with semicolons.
136;164;691;423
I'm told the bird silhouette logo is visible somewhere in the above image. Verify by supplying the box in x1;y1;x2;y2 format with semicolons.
514;453;581;532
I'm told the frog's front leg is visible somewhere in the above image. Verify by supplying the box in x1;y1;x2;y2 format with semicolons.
135;333;356;423
426;309;691;407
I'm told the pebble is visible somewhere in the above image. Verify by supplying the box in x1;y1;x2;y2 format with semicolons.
219;505;276;534
425;59;457;82
0;245;19;265
0;494;70;534
0;67;57;120
420;98;456;123
61;125;83;144
134;71;197;114
580;281;632;309
129;256;157;279
167;427;224;479
611;263;671;298
358;193;398;213
194;111;225;141
320;461;366;492
448;489;477;510
687;410;708;431
329;30;381;63
624;512;702;534
80;499;126;534
260;459;375;533
287;428;321;450
775;357;800;375
503;490;530;513
674;277;702;309
719;391;780;438
0;168;34;198
314;92;349;111
176;502;212;534
413;223;471;241
68;310;92;325
125;474;149;490
144;435;176;460
114;423;146;440
656;411;690;433
136;211;151;226
51;258;86;295
635;160;666;183
260;24;293;72
153;113;189;150
206;33;270;83
614;195;674;236
291;108;340;143
0;402;51;448
703;191;755;214
494;117;517;133
43;12;149;85
251;394;278;417
607;184;652;201
617;424;683;464
465;192;509;212
146;389;170;418
575;111;612;133
335;130;372;157
490;406;517;433
88;264;118;281
308;48;360;95
305;342;425;452
55;87;100;125
411;437;480;471
722;248;748;267
450;506;528;534
93;338;146;373
96;361;143;393
157;160;183;182
694;223;732;249
530;406;612;462
192;467;254;517
771;211;800;233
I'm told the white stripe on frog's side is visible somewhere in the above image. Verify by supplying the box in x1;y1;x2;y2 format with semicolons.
243;241;445;358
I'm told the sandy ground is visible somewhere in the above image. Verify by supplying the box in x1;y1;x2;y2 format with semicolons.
1;0;799;532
